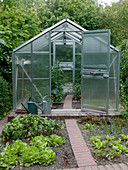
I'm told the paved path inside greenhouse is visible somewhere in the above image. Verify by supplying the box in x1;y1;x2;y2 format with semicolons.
63;95;73;109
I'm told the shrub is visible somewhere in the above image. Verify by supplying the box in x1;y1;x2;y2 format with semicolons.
73;83;81;100
117;40;128;105
0;76;12;119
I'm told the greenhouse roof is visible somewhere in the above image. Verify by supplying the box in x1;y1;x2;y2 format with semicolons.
13;18;120;52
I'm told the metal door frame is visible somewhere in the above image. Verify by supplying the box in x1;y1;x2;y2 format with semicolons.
53;39;75;84
81;30;110;114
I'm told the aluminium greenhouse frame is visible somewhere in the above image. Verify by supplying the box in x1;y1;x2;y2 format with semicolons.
12;18;120;114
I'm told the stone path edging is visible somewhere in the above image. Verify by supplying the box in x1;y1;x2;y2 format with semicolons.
65;119;128;170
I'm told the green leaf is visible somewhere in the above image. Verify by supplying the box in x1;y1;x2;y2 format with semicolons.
0;39;6;45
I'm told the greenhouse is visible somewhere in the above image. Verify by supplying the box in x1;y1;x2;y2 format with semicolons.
12;18;120;114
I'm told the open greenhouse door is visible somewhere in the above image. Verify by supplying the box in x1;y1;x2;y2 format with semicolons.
81;30;110;114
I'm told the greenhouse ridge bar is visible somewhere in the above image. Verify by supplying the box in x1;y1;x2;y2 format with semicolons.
12;18;120;114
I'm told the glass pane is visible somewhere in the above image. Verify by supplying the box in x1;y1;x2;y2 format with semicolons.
16;43;31;53
15;53;32;108
63;70;73;85
82;78;107;108
33;33;49;52
54;22;81;32
33;54;49;78
33;79;50;102
109;49;118;110
83;34;108;68
56;45;73;62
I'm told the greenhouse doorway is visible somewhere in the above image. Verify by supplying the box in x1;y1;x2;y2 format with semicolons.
53;39;75;93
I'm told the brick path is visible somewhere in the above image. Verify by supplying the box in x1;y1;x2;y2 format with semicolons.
65;119;128;170
65;119;96;167
63;95;73;109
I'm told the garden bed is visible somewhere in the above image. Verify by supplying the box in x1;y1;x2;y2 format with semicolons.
13;128;77;170
0;115;77;169
77;116;128;166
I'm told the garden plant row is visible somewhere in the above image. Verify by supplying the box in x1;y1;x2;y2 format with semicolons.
78;115;128;165
0;115;65;169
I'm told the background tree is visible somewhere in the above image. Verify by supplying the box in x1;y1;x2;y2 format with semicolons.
100;0;128;46
0;0;41;82
37;0;102;30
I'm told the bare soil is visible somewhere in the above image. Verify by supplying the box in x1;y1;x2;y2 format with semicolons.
72;100;81;109
77;117;128;166
0;120;78;170
52;103;64;109
52;100;81;109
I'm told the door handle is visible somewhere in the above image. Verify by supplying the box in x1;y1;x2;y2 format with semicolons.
90;71;103;76
103;74;109;79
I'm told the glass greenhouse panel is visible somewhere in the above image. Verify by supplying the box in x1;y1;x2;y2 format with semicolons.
56;45;73;62
32;52;50;101
82;78;107;108
33;33;49;52
33;79;50;102
14;53;32;108
81;30;110;113
13;33;51;109
63;70;73;85
109;49;118;110
54;22;81;32
16;43;31;53
32;54;49;78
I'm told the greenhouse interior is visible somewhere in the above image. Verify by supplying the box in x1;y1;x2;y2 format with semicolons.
12;18;120;114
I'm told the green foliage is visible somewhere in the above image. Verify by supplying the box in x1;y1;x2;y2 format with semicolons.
73;83;81;100
84;123;94;130
37;0;102;30
0;138;57;169
91;135;128;160
1;115;63;142
30;135;49;149
30;134;65;148
118;39;128;105
106;135;115;141
51;61;64;102
0;1;41;82
49;134;65;147
121;134;128;141
100;1;128;46
0;77;12;119
90;136;101;142
120;108;128;120
94;140;107;149
0;113;65;169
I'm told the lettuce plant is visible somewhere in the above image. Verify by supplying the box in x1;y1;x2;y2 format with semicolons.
84;123;94;130
0;134;65;169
